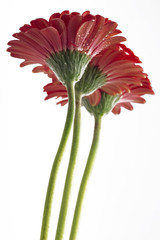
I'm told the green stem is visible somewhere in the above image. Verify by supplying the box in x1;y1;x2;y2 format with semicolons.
69;115;102;240
40;82;75;240
55;91;81;240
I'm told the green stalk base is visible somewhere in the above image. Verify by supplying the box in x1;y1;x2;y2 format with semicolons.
55;91;82;240
40;82;75;240
69;116;102;240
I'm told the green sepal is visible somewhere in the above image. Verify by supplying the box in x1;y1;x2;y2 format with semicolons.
46;50;90;85
82;92;120;117
75;64;106;95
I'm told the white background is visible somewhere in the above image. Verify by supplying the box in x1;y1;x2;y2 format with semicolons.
1;0;160;239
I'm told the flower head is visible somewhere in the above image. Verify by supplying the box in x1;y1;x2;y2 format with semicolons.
83;76;154;116
7;11;125;86
75;43;143;95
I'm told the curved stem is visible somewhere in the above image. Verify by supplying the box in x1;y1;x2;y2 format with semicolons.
40;82;75;240
69;115;102;240
55;91;81;240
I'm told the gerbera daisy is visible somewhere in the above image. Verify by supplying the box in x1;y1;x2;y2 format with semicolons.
7;10;125;86
68;54;154;240
83;79;154;115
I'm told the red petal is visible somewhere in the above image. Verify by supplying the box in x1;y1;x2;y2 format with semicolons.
112;104;121;114
20;60;39;67
41;27;62;52
71;12;80;16
67;15;83;50
110;29;122;37
113;102;133;114
89;21;118;54
75;20;95;50
97;50;123;70
8;40;44;57
107;77;142;86
82;14;95;22
49;13;61;21
27;28;54;53
121;102;133;110
13;32;50;57
32;65;46;73
98;45;140;69
82;15;105;52
45;92;67;100
87;89;102;106
61;14;70;27
60;10;70;17
10;53;43;64
104;61;143;75
92;36;126;57
32;65;57;79
129;87;154;95
44;84;66;93
57;99;68;105
30;18;49;29
101;84;123;95
20;24;32;32
8;47;44;61
123;95;146;103
82;11;90;16
49;19;67;50
120;44;141;63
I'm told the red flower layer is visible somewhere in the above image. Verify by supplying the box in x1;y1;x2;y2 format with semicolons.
87;43;145;95
87;80;154;114
7;10;125;67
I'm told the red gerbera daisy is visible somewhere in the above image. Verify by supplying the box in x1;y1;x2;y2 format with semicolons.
7;10;125;86
84;77;154;115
